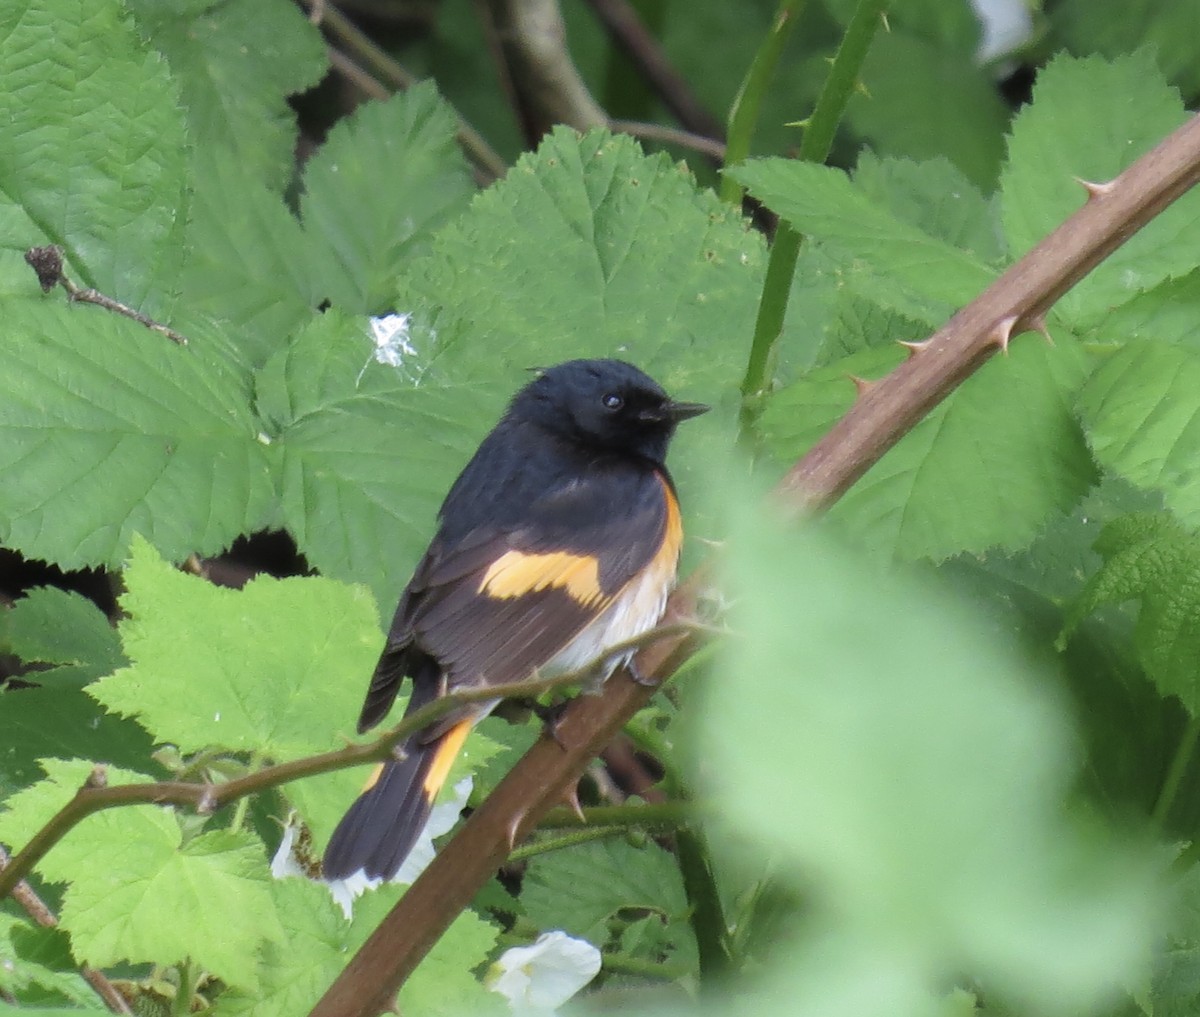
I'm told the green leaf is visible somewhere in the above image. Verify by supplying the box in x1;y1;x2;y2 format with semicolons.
702;501;1158;1011
1145;858;1200;1016
522;838;692;957
844;29;1010;189
88;536;381;758
1061;512;1200;713
0;915;95;1008
300;84;475;315
1078;340;1200;525
398;128;765;396
0;759;283;989
0;297;274;570
1;588;119;670
1085;269;1200;352
0;0;188;315
261;311;489;608
851;152;1004;266
761;337;1097;560
0;609;152;801
1049;0;1200;97
212;879;499;1017
128;0;326;189
730;158;997;326
177;147;318;367
1000;51;1199;328
399;901;501;1017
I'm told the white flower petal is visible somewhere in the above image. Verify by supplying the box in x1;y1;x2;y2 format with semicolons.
486;931;602;1015
969;0;1034;64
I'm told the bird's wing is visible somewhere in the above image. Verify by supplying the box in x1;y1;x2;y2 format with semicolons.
356;467;673;733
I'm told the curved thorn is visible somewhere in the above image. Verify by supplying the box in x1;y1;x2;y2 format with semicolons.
1074;176;1115;200
897;339;928;358
1027;315;1054;345
848;374;874;396
563;784;587;824
506;811;528;852
991;314;1020;354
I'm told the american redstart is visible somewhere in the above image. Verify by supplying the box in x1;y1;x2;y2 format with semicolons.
322;359;707;880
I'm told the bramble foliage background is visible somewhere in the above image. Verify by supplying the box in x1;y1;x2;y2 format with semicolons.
5;0;1200;1015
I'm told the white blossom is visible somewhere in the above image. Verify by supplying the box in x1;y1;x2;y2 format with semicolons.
486;931;602;1016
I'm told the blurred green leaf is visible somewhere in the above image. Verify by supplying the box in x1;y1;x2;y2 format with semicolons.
1049;0;1200;98
845;29;1009;189
700;500;1157;1012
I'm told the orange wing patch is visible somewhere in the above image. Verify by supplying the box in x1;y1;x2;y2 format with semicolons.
479;549;606;607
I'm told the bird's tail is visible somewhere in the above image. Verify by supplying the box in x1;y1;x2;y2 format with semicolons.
322;701;472;881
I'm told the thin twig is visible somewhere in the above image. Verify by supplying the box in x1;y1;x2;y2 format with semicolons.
486;0;608;139
609;118;726;160
327;48;390;101
0;621;706;899
0;847;133;1015
583;0;724;142
23;246;188;346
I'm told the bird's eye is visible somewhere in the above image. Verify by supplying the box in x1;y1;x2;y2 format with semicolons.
602;393;623;410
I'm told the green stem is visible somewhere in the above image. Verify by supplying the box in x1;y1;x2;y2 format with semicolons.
507;826;626;862
538;801;698;828
720;0;806;205
675;826;731;983
601;952;691;980
172;960;198;1017
227;752;263;834
1153;715;1200;829
737;0;891;444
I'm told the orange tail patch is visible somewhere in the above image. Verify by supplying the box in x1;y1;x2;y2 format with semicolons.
422;718;473;798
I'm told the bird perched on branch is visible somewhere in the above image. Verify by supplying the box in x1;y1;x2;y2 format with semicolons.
323;358;707;880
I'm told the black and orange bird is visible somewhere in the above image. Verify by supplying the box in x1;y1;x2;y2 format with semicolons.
322;359;707;880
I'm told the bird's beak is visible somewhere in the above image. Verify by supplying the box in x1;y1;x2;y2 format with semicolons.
665;400;710;422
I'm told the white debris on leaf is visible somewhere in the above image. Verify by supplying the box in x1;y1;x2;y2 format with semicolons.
322;776;474;919
357;313;419;385
369;313;415;367
485;931;602;1016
